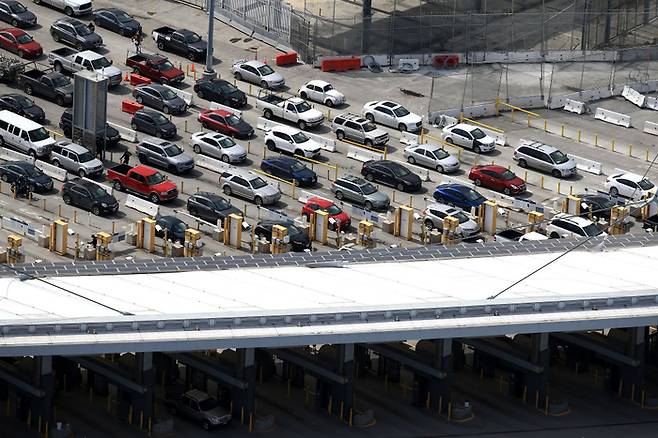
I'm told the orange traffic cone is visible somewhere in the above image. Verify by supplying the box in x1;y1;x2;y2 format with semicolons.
124;71;129;81
190;63;196;72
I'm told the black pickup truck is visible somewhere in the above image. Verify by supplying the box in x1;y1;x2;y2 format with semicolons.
151;26;207;61
18;68;73;106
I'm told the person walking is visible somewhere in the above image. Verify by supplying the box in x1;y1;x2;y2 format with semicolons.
132;33;142;54
120;150;132;165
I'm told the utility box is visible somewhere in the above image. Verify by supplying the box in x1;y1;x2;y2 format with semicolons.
395;205;414;240
73;70;108;158
49;219;68;255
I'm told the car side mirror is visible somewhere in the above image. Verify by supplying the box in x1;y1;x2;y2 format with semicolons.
109;60;113;65
581;202;589;210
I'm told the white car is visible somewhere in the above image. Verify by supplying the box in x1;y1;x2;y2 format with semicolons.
422;202;480;237
298;80;345;107
441;123;496;154
362;100;422;132
190;131;247;164
605;172;656;200
264;125;321;158
231;59;285;89
403;143;459;173
546;213;607;239
34;0;92;16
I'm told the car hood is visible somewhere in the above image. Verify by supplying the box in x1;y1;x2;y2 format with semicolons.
161;68;184;79
122;20;141;31
220;205;242;217
14;10;36;21
67;0;91;5
99;65;122;78
264;71;284;84
189;41;207;52
32;173;52;186
292;167;316;180
331;211;350;224
56;83;74;95
152;180;177;192
158;120;177;132
299;138;321;151
84;158;104;168
225;144;247;156
366;190;389;203
19;41;41;52
438;154;459;166
508;176;525;187
256;184;280;197
169;153;194;165
97;193;117;205
400;172;421;185
301;108;324;121
234;120;253;134
326;89;345;100
23;105;44;121
398;112;422;125
459;218;480;231
475;134;496;145
83;33;102;44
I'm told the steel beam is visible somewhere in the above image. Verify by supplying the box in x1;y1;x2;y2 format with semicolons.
270;349;347;384
73;357;147;394
169;352;248;390
367;343;447;379
551;333;641;367
0;361;44;398
465;339;544;374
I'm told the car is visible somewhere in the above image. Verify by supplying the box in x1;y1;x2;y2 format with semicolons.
360;160;422;192
193;78;246;108
264;125;321;159
51;140;104;178
331;113;388;148
18;69;72;106
187;191;241;225
576;192;617;220
35;0;92;16
254;220;311;252
61;178;118;216
298;79;345;107
403;143;459;173
255;93;324;130
220;170;281;206
468;164;526;195
189;131;246;164
50;18;103;51
154;215;188;243
331;175;389;210
441;123;496;154
301;197;351;230
422;202;480;237
60;108;121;146
362;100;422;132
133;84;187;116
513;140;577;178
92;8;141;37
0;93;44;123
231;59;285;89
260;156;317;187
131;108;177;139
433;183;486;210
197;109;253;139
164;389;231;431
0;1;36;28
546;213;607;239
0;160;52;192
0;27;40;58
137;137;195;174
605;172;656;200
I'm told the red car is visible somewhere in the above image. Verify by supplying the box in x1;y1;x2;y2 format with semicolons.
468;165;526;195
197;109;254;139
0;28;41;58
302;197;351;230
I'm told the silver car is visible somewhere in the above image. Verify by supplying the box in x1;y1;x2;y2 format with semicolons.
404;144;459;173
331;175;390;210
331;113;388;148
221;170;281;206
231;59;285;89
51;140;103;177
441;123;496;154
133;84;187;115
137;137;195;174
190;131;247;164
422;202;480;237
513;139;577;178
167;390;231;430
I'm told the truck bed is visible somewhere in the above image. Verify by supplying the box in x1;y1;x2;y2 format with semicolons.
107;163;132;176
152;26;176;36
50;47;77;58
19;68;47;81
257;94;285;105
126;53;151;65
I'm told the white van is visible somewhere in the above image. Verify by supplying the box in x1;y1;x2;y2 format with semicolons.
0;110;55;159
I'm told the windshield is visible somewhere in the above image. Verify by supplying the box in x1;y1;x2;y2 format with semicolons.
257;65;275;76
16;34;31;44
10;3;27;13
639;179;655;190
153;114;169;125
391;165;410;178
226;114;241;126
13;95;32;108
145;173;165;185
75;25;92;36
161;89;178;100
500;170;516;181
326;204;342;215
361;183;377;195
22;165;41;177
218;82;237;93
78;151;94;162
323;84;334;91
158;61;174;71
250;177;267;189
295;102;312;113
583;223;603;237
219;137;236;148
184;33;201;43
471;128;486;139
198;398;217;411
211;197;230;210
549;150;569;164
116;11;133;22
393;106;410;117
91;57;112;69
290;161;306;172
172;221;187;233
90;185;108;197
363;122;377;132
432;148;449;159
462;188;483;202
51;76;70;87
163;144;183;157
28;127;49;142
291;132;309;143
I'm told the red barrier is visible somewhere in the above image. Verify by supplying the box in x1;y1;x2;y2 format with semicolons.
275;51;298;66
130;73;152;87
321;57;361;72
434;55;459;69
121;100;144;114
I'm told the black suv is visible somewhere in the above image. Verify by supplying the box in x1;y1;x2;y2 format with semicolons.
59;109;121;146
155;215;188;242
360;160;422;192
131;108;177;139
193;79;247;108
254;220;311;252
187;191;240;225
0;161;53;192
61;178;118;216
0;93;44;123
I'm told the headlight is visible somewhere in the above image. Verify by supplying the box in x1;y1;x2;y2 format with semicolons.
510;185;518;189
101;203;108;207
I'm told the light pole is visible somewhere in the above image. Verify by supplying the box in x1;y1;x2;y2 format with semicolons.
203;0;217;80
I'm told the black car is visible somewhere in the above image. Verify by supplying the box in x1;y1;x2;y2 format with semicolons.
61;178;119;216
0;161;53;192
577;192;617;220
0;0;36;28
260;156;317;187
131;109;177;139
93;8;141;37
255;220;311;252
0;93;44;123
187;191;241;224
59;109;121;146
50;18;103;51
193;79;247;108
155;215;188;243
360;160;422;192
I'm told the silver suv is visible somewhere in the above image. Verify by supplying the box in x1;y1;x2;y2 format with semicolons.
137;137;195;174
221;169;281;206
166;389;231;430
331;175;390;210
331;113;389;148
513;140;577;178
422;202;480;237
51;140;103;177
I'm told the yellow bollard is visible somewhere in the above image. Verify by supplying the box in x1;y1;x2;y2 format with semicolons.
327;395;333;415
527;114;531;127
327;109;331;120
180;181;184;195
349;408;353;427
540;176;544;189
545;396;549;415
557;181;561;194
611;139;616;152
425;392;431;409
89;387;93;404
184;120;188;133
249;84;252;95
438;396;443;415
524;171;528;183
647;150;650;162
577;130;581;142
629;144;633;157
408;195;413;207
73;210;77;224
263;148;266;159
569;185;573;195
249;413;254;432
595;133;598;146
543;120;548;132
448;402;452;420
140;411;144;430
523;385;527;403
392;191;396;203
148;417;152;437
560;125;564;137
247;141;251;154
241;406;245;424
27;409;31;427
128;405;133;425
107;395;111;413
457;149;462;162
340;401;344;419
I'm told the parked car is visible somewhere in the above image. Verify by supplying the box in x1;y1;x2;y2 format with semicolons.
576;191;617;220
331;175;389;210
49;48;122;86
18;68;73;106
220;169;281;206
441;123;496;154
60;108;121;146
136;137;194;174
50;18;102;51
164;389;231;431
34;0;92;16
403;143;459;173
301;196;351;230
360;160;421;192
468;164;526;195
154;215;188;243
152;26;207;61
433;183;486;210
125;53;185;85
189;131;246;164
0;93;44;122
106;164;178;204
605;172;656;200
513;140;577;178
256;92;324;130
0;160;52;192
495;229;547;242
0;27;41;58
547;213;607;239
231;59;285;89
131;108;177;139
298;79;345;107
254;219;311;252
422;202;480;237
193;78;246;108
0;1;37;28
187;191;240;224
51;140;104;177
61;178;118;216
264;125;321;158
197;109;253;138
92;8;141;37
133;84;187;115
331;112;388;148
260;156;317;187
0;109;54;158
362;100;422;132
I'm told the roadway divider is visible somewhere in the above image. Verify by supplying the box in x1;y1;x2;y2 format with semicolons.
35;160;67;181
256;206;289;221
209;102;243;118
252;168;297;199
621;86;646;108
349;205;387;226
643;121;658;136
400;132;419;145
569;154;603;175
0;148;32;163
163;84;194;106
293;154;338;181
460;116;507;146
108;122;138;143
1;216;45;241
297;189;331;205
594;107;631;128
125;194;159;217
563;99;586;114
646;96;658;111
346;145;383;162
82;177;114;195
256;117;337;152
194;154;235;175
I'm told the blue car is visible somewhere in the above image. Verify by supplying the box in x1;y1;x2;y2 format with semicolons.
433;183;486;210
260;156;317;187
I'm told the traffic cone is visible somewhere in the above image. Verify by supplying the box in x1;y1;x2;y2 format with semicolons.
262;58;268;64
124;71;129;81
190;63;196;72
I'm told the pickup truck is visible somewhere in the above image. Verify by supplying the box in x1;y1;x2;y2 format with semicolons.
494;229;548;242
151;26;207;61
49;48;123;87
18;68;73;106
125;53;185;85
106;164;178;204
255;92;324;130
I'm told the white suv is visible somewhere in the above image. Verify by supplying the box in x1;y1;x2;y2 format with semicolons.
546;213;607;239
264;125;321;158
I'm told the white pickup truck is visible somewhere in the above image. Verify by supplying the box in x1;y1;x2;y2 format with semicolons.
255;92;324;130
48;48;122;87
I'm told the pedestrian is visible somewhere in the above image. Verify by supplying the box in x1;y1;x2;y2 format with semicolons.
132;33;142;54
87;21;95;33
90;234;97;249
120;150;132;165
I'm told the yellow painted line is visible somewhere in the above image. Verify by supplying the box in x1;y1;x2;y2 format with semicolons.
252;168;295;187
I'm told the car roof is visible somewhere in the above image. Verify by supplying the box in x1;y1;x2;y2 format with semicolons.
57;17;84;25
2;28;26;36
0;109;41;129
199;131;229;140
184;389;211;401
243;60;266;68
339;174;367;185
4;160;33;168
136;108;165;117
614;172;645;182
426;202;459;212
259;219;294;227
177;29;196;36
44;72;68;81
476;164;507;173
132;165;158;176
438;183;469;191
139;83;165;91
413;143;442;152
67;178;100;189
206;109;231;116
271;125;300;135
193;191;225;201
307;79;330;87
452;123;480;131
307;197;333;207
553;213;594;226
517;140;558;153
158;215;186;224
56;140;89;153
266;156;298;165
335;113;369;124
141;137;171;146
380;100;400;108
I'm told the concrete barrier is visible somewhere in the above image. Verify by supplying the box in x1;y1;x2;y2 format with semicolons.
1;216;45;240
297;190;330;204
163;84;194;106
350;205;386;224
256;117;336;152
125;194;159;217
82;177;113;196
346;145;384;162
563;99;586;114
400;132;419;145
0;148;32;163
646;96;658;111
108;122;138;143
570;154;603;175
256;206;289;222
35;160;67;181
194;154;235;175
480;128;507;146
594;107;631;128
622;86;646;108
643;120;658;136
209;101;243;118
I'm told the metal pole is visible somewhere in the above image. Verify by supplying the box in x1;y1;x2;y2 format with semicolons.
203;0;217;80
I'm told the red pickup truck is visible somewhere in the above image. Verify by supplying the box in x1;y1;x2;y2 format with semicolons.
125;53;185;85
107;164;178;204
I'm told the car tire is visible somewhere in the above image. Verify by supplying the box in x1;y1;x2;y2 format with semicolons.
295;149;304;157
162;106;170;115
28;149;36;159
187;52;195;61
436;165;444;173
11;19;17;27
65;6;74;16
148;193;160;204
193;144;201;154
518;159;527;168
473;145;481;154
260;80;268;89
365;113;374;123
221;154;230;163
202;421;210;431
92;205;101;216
52;32;59;43
197;90;205;99
263;109;273;119
445;137;454;144
223;185;232;196
135;96;143;104
138;154;147;164
266;141;276;151
54;62;63;73
298;120;307;130
365;201;373;210
325;99;334;107
112;180;123;191
157;41;165;51
78;169;86;178
551;169;562;178
549;232;560;239
17;50;24;59
52;159;60;168
503;187;511;195
131;122;138;131
407;156;416;164
24;84;33;95
300;91;308;99
94;17;101;26
365;173;374;182
474;178;482;186
335;131;345;141
609;187;619;197
189;207;198;217
63;195;72;205
76;43;84;52
234;72;242;81
397;183;405;191
0;173;7;182
335;191;343;200
55;95;64;106
398;123;407;132
254;196;263;206
365;139;373;147
424;219;434;230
